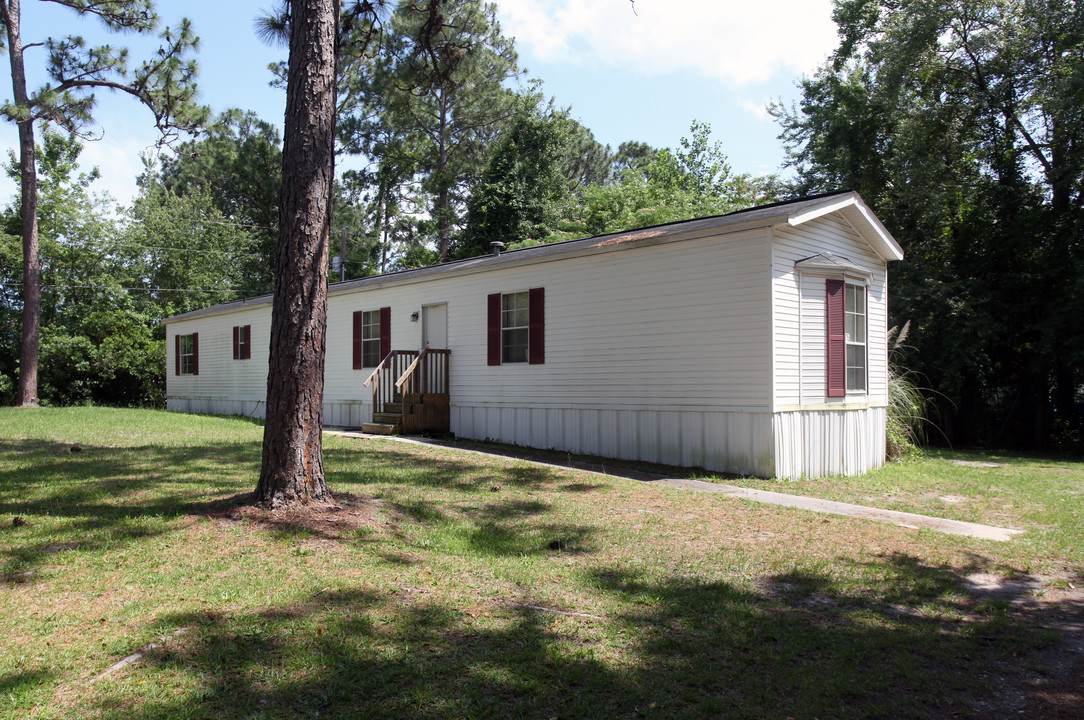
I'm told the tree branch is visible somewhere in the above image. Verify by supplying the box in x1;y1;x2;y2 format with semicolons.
41;0;157;32
954;19;1054;178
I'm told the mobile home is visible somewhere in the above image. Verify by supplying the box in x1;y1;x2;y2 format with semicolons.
165;191;904;478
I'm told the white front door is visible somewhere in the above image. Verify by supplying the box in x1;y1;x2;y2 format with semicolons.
422;303;448;349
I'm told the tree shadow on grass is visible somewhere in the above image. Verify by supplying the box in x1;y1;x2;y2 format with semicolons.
323;445;568;493
1;438;576;581
78;551;1078;720
0;439;266;579
0;669;54;708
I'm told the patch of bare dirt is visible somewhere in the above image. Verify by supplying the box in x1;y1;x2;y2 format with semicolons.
204;492;385;539
952;460;1005;468
964;575;1084;719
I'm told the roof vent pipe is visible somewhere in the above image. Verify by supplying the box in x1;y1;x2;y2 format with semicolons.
490;241;505;256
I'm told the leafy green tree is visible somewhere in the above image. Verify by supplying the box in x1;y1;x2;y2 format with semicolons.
0;0;207;407
543;121;780;243
123;180;255;319
373;0;520;261
611;140;657;178
153;109;283;294
2;130;165;406
458;97;611;257
775;0;1084;449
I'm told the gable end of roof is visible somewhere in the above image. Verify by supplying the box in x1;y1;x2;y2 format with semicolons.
786;192;904;262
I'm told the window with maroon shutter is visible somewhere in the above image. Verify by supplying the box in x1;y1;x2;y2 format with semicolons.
233;325;251;360
826;279;846;397
177;333;198;375
489;289;545;365
844;285;866;392
175;334;181;376
354;308;389;368
501;291;529;363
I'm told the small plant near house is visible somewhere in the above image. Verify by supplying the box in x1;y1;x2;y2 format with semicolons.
886;322;930;461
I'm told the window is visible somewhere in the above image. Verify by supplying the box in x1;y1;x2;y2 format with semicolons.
488;288;544;365
233;325;251;360
845;284;866;392
362;310;382;367
501;291;529;363
826;279;865;397
353;307;390;369
175;333;198;376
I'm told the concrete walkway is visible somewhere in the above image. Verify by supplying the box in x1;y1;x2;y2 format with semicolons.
650;478;1024;542
327;430;1025;542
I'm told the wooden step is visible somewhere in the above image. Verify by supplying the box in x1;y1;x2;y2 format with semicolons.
381;403;403;414
373;412;402;424
361;422;398;435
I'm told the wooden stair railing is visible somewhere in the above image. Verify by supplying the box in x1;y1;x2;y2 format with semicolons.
394;348;451;433
362;350;418;418
395;348;450;396
362;349;450;434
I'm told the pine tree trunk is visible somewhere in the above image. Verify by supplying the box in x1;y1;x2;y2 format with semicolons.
15;117;39;408
436;88;451;261
255;0;339;508
4;0;41;407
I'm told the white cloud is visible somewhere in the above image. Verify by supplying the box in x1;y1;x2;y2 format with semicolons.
496;0;838;86
738;98;773;121
78;132;158;209
0;120;157;212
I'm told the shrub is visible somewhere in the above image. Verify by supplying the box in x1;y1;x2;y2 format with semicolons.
886;322;928;461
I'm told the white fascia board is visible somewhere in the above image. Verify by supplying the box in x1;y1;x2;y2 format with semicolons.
787;192;905;262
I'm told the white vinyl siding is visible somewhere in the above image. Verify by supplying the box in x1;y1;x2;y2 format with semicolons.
448;228;773;410
167;306;270;412
171;228;774;437
771;215;889;409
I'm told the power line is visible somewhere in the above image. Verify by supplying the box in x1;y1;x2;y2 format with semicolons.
1;281;241;294
106;243;262;257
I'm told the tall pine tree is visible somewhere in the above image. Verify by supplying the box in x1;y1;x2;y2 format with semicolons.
0;0;206;407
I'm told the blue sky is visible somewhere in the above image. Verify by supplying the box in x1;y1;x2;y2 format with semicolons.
1;0;840;207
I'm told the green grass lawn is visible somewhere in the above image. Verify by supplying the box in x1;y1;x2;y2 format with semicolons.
1;408;1081;719
708;449;1084;569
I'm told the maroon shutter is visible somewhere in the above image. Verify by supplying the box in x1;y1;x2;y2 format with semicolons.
191;333;199;376
528;287;545;365
243;325;252;360
826;279;845;397
352;311;363;369
233;326;239;360
380;306;391;360
175;334;180;376
487;293;501;365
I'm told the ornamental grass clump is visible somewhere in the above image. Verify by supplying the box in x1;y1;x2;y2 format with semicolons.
886;321;929;460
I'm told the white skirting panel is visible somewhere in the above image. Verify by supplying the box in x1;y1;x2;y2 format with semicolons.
167;397;881;479
167;397;371;427
451;404;776;477
323;401;370;427
167;397;266;419
772;407;886;479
